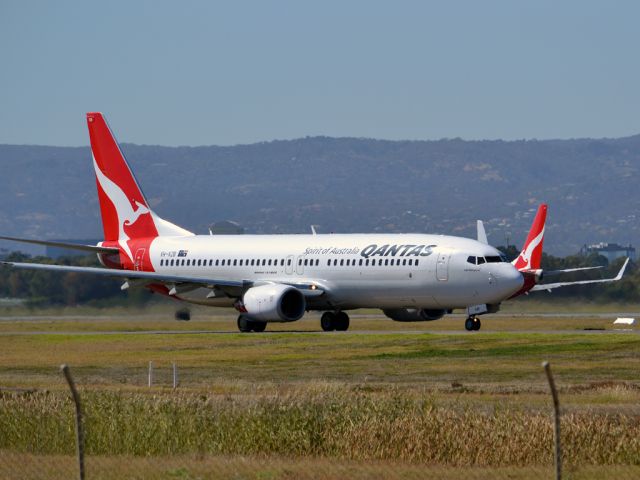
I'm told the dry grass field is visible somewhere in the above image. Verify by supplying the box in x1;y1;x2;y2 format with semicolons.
1;305;639;479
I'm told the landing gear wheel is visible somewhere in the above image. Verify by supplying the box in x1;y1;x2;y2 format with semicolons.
252;321;267;333
175;308;191;321
472;317;481;331
321;312;336;331
237;315;253;333
335;312;350;331
465;316;475;331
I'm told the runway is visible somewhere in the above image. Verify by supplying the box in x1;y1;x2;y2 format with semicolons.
0;328;638;336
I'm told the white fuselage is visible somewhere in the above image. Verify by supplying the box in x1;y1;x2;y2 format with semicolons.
148;233;524;311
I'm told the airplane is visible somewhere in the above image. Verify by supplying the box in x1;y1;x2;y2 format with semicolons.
0;113;629;332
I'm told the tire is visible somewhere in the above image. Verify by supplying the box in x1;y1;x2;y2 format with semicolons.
473;318;482;331
252;321;267;332
321;312;336;331
335;312;350;331
237;315;253;333
175;308;191;321
464;317;474;331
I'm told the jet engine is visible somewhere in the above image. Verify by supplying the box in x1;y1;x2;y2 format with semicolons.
382;308;447;322
242;284;306;322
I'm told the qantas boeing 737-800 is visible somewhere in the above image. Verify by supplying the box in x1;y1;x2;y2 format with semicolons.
0;113;629;331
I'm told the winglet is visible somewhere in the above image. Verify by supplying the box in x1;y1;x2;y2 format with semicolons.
477;220;488;244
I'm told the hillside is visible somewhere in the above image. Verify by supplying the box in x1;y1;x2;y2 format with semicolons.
1;135;640;255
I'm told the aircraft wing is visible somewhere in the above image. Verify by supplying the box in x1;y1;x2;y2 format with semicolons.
0;236;119;255
0;261;324;297
531;258;629;292
543;266;603;276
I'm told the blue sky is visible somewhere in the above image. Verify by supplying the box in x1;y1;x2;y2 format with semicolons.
1;0;639;146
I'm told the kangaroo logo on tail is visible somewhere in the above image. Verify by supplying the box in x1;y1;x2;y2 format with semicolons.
93;158;151;262
513;204;547;271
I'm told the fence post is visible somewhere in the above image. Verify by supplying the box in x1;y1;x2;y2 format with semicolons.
148;361;153;388
542;361;562;480
172;362;178;389
60;364;85;480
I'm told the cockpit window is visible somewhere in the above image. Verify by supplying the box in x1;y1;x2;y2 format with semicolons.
485;256;502;263
477;257;486;265
467;256;476;264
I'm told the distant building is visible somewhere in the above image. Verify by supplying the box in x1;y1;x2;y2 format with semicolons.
580;242;636;263
208;221;244;235
46;239;102;259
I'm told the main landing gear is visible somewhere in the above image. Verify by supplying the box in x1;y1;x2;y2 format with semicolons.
320;311;350;331
464;316;481;331
237;314;267;333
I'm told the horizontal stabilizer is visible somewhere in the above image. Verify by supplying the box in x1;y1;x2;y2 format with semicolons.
0;236;119;255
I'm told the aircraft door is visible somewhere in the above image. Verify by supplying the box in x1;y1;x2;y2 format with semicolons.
134;248;146;271
436;252;450;281
285;255;294;275
295;256;304;275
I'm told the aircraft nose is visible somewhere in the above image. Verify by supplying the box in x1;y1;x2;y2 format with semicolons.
502;264;524;296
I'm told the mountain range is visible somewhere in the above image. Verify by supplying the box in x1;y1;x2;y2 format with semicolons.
1;134;640;256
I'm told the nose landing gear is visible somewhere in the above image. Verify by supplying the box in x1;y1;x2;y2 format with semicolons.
464;316;481;331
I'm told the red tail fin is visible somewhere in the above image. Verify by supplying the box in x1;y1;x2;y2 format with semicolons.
513;204;547;271
87;112;158;244
87;112;192;266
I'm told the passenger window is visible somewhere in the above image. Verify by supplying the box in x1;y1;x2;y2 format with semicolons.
160;259;164;266
408;259;413;266
327;259;331;266
287;259;292;266
390;259;395;266
316;259;319;266
298;258;302;266
262;259;266;266
415;260;419;266
365;259;369;266
221;259;225;266
215;259;219;266
281;259;285;266
239;260;243;266
378;259;383;266
340;259;344;266
359;259;363;266
209;260;213;266
233;259;237;266
384;259;389;266
304;259;308;266
170;259;175;266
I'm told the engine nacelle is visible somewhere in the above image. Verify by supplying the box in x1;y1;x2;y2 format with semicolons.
242;284;306;322
382;308;447;322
